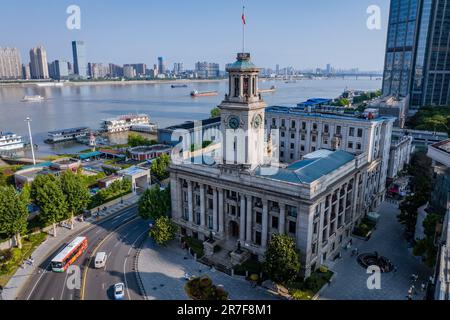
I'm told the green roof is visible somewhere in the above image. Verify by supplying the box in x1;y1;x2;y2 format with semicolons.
227;59;258;71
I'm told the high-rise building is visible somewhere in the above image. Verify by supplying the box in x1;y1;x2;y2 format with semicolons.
158;57;165;74
173;62;184;75
109;63;123;78
195;61;220;78
382;0;450;109
124;64;146;76
49;60;69;80
123;65;136;78
22;64;31;80
0;47;22;80
89;63;109;79
72;41;88;78
29;46;49;79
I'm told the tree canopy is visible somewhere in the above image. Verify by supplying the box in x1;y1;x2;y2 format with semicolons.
151;153;171;181
138;185;171;220
150;216;177;246
210;107;221;118
0;186;29;248
60;170;91;216
263;234;301;284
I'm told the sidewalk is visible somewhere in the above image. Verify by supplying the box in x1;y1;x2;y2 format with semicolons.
1;195;139;300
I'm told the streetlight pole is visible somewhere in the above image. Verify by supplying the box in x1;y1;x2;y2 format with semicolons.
25;117;36;165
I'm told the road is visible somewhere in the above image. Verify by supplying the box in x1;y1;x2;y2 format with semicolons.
19;205;149;300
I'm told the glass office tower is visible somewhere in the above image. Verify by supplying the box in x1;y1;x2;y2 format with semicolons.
72;41;88;78
383;0;450;109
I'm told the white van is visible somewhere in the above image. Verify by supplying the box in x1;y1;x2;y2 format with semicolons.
94;252;107;269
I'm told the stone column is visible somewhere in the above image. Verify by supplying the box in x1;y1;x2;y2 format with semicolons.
218;189;224;234
261;199;269;249
187;181;193;223
246;196;252;243
213;188;218;231
279;204;286;235
240;195;246;242
200;184;206;228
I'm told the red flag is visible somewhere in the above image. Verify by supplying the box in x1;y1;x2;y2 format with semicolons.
242;7;246;25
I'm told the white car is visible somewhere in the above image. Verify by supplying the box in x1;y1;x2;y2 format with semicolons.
113;283;125;300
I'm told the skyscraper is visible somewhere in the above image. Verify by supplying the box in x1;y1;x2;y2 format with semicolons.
158;57;165;74
29;46;49;79
72;41;88;78
0;47;22;80
195;61;220;78
49;60;69;80
382;0;450;109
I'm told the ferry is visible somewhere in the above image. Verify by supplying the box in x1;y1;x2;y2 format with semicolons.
45;127;90;144
171;84;188;88
35;82;64;87
259;86;276;93
131;123;158;134
21;95;45;102
0;132;24;151
101;114;151;133
190;90;218;97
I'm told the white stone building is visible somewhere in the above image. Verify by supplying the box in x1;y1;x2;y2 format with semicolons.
387;134;413;180
169;52;394;276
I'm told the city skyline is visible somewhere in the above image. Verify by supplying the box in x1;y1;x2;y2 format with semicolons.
0;0;389;71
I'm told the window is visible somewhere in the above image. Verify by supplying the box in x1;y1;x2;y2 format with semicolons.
280;151;284;158
324;124;329;133
255;232;262;246
290;143;295;149
336;126;342;135
281;141;285;148
357;128;363;137
281;119;285;127
323;138;328;145
302;122;306;130
301;134;305;141
288;221;296;234
349;127;355;137
290;153;294;160
313;123;318;130
301;145;305;151
256;212;262;225
291;120;296;129
287;205;297;217
272;118;276;126
281;131;285;138
312;146;316;152
291;133;295;139
234;77;240;97
348;142;353;149
356;143;362;150
312;135;316;143
272;216;279;229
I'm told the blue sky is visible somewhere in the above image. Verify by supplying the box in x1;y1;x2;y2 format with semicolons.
0;0;390;70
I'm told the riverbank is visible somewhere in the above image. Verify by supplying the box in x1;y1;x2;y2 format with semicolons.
0;78;226;88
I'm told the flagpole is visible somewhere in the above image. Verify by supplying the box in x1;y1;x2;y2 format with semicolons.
242;6;245;53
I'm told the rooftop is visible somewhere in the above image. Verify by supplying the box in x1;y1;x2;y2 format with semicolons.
226;53;259;71
256;150;355;184
430;139;450;154
162;117;221;131
48;127;89;135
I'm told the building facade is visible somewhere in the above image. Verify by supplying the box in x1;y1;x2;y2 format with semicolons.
195;61;220;78
169;52;393;277
387;134;413;180
0;47;22;80
49;60;69;80
382;0;450;109
29;46;49;79
72;41;88;78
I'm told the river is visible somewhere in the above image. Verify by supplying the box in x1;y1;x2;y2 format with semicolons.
0;78;381;157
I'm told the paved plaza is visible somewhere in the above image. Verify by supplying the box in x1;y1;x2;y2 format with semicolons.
318;201;432;300
137;239;279;300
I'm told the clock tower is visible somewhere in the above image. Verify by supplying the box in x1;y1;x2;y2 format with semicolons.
219;53;266;170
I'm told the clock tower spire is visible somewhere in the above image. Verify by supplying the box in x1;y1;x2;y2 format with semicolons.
219;52;266;170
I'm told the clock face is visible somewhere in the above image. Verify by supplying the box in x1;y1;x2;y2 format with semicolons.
228;116;240;130
252;114;262;129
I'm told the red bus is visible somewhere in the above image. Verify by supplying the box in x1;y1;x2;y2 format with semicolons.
51;237;88;272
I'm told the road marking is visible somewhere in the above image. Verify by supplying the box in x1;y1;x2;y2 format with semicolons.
123;258;131;300
24;205;138;300
80;217;139;300
114;242;120;248
59;270;70;300
96;229;102;234
112;214;124;221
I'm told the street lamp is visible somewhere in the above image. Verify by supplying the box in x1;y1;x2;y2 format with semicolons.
25;117;36;165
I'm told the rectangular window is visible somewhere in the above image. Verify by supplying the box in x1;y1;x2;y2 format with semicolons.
302;122;306;130
291;133;295;139
291;120;296;128
290;143;295;149
288;221;296;234
281;131;285;137
356;143;362;150
272;216;279;229
357;128;363;137
255;231;262;246
281;119;285;127
301;145;305;151
290;153;294;160
312;135;316;142
287;205;297;217
256;212;262;225
324;124;329;133
349;127;355;137
336;126;341;135
348;142;353;149
234;77;240;97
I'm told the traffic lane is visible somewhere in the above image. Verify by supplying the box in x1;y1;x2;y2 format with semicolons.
22;206;138;300
84;218;149;300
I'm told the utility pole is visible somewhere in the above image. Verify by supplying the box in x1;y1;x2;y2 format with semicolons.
25;117;36;165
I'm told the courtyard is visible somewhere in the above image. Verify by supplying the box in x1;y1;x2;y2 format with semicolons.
318;201;432;300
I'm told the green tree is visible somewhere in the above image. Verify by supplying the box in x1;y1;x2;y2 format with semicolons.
128;133;154;147
210;107;221;118
263;234;301;284
151;153;171;181
0;186;29;248
138;185;171;220
413;213;441;267
150;216;177;245
185;276;229;300
31;175;68;237
60;170;91;229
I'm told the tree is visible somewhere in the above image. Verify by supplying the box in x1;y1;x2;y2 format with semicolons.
151;153;171;181
60;170;91;229
413;213;441;267
128;133;154;147
138;185;171;220
150;216;177;245
263;234;300;284
31;175;68;237
0;186;29;249
185;276;228;300
210;107;221;118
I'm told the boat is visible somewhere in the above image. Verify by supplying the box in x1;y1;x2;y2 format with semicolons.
0;131;24;151
35;82;64;87
21;95;45;102
190;90;219;97
171;84;188;88
259;86;276;93
45;127;90;144
101;114;151;133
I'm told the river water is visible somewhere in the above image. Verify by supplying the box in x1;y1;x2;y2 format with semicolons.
0;78;381;156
